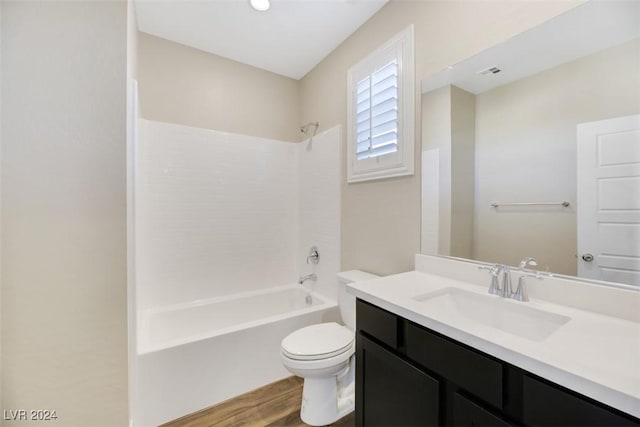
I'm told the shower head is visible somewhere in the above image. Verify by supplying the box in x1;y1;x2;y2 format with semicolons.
300;122;320;135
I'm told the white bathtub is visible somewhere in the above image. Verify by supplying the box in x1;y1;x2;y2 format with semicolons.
134;285;339;427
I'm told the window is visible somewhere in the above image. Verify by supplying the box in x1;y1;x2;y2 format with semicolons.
347;26;414;183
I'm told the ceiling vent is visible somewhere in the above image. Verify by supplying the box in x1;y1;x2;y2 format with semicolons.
478;66;501;75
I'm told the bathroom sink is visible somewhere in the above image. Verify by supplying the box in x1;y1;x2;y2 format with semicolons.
412;287;571;342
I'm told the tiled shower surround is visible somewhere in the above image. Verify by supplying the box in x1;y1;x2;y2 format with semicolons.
135;120;342;310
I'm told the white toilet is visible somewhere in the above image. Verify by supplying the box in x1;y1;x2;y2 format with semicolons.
280;270;379;426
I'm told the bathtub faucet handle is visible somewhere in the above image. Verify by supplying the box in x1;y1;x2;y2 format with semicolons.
306;246;320;265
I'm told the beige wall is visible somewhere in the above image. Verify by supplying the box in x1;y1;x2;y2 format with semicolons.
126;1;138;425
473;38;640;275
421;85;475;260
0;1;3;418
450;86;475;260
137;33;301;142
135;1;581;276
1;2;128;426
0;2;4;418
421;86;452;255
299;0;581;276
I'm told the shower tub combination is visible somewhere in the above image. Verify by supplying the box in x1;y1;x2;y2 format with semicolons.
132;120;342;426
135;286;338;427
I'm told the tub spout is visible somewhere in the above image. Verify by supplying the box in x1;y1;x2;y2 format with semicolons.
298;273;317;285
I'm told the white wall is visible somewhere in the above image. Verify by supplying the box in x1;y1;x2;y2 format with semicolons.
297;127;342;302
135;120;299;310
1;2;128;425
473;38;640;275
135;121;342;311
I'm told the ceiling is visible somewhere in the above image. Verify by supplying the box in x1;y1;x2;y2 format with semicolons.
135;0;388;80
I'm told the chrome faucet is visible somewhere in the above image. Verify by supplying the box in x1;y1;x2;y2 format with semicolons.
298;273;317;285
480;259;542;302
484;264;512;298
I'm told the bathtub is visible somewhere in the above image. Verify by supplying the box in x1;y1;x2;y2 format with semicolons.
134;285;339;427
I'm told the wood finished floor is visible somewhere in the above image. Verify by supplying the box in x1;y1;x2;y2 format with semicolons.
161;376;355;427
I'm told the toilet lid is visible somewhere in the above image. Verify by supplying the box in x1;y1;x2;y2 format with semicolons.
281;322;354;361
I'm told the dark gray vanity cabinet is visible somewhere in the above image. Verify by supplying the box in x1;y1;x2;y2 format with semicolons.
355;297;440;426
453;393;513;427
357;334;440;426
355;299;640;427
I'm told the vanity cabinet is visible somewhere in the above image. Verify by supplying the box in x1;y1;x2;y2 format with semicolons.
453;393;513;427
355;299;639;427
357;334;440;426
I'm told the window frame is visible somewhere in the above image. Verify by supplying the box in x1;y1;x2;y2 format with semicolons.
347;25;415;183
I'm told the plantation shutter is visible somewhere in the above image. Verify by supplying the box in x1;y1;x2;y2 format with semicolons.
355;60;399;161
347;25;414;183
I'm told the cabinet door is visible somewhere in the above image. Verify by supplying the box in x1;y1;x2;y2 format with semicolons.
356;334;440;427
453;393;514;427
406;323;503;409
357;299;399;349
522;375;639;426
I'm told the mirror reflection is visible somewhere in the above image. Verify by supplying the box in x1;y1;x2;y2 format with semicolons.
420;1;640;286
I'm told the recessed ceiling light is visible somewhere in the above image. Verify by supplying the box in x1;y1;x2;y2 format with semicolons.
250;0;270;12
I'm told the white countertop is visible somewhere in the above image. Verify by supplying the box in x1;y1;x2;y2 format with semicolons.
347;269;640;418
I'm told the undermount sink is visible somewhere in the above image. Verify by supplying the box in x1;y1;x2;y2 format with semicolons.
412;287;571;342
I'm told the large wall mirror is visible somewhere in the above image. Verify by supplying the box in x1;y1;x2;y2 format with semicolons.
420;1;640;287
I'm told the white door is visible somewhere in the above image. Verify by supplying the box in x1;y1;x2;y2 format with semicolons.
577;114;640;286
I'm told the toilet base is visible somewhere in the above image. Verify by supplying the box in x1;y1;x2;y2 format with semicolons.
299;357;355;426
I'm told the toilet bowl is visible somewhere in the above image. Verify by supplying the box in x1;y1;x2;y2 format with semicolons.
281;270;379;426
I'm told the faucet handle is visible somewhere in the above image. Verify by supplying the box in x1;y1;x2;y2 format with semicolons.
487;264;505;295
306;246;320;265
490;264;506;276
513;274;543;302
518;257;538;270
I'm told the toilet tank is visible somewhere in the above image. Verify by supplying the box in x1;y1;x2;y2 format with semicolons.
337;270;380;330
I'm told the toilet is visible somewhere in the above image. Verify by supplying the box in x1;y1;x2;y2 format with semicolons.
281;270;379;426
